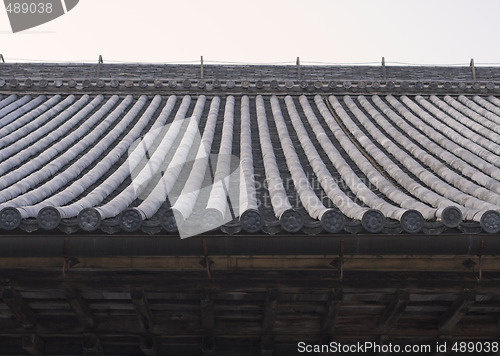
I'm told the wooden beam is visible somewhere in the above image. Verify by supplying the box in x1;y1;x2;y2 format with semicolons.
201;291;215;356
2;268;499;293
438;290;476;332
4;254;500;272
321;288;343;342
66;288;95;330
2;288;36;328
261;288;278;356
140;335;158;356
319;289;343;355
131;289;154;332
22;334;45;355
321;289;344;342
376;290;409;332
83;334;103;356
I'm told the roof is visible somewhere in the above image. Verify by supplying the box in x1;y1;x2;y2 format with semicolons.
1;64;500;237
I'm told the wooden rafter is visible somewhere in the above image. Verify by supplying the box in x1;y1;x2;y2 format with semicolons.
131;289;154;332
438;290;476;332
376;290;409;332
201;291;215;356
66;287;95;330
83;334;103;356
321;288;343;342
2;288;36;329
22;334;45;355
261;288;278;356
140;335;158;356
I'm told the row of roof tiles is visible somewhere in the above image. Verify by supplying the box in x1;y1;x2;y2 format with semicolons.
1;92;500;236
1;63;498;81
1;77;500;93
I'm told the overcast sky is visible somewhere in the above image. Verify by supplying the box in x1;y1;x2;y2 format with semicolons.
1;0;499;65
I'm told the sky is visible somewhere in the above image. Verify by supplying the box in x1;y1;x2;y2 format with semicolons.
1;0;500;65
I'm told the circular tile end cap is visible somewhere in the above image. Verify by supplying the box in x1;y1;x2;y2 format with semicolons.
0;207;22;231
77;208;102;232
320;209;345;233
240;209;263;233
161;209;178;233
313;81;323;89
280;209;304;233
480;210;500;234
201;208;224;231
37;206;61;230
361;209;385;233
441;206;462;228
343;81;352;89
119;208;143;232
401;209;424;234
